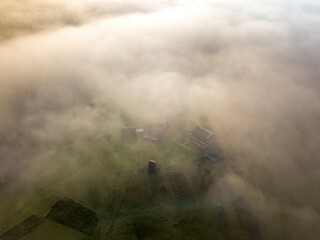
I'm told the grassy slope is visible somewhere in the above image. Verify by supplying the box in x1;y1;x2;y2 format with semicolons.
2;108;317;240
0;125;250;240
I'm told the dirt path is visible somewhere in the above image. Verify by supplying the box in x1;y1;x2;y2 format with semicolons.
99;142;165;240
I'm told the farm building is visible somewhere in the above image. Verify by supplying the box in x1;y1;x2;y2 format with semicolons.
148;160;157;175
136;129;144;138
189;126;215;149
204;144;223;162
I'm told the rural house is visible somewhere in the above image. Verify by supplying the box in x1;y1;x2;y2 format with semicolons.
189;126;215;149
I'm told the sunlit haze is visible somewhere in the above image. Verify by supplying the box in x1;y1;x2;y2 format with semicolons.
0;0;319;239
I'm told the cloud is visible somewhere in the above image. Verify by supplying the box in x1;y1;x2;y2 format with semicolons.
0;0;165;42
0;0;319;238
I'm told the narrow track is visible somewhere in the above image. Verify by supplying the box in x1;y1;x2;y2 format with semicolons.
99;142;165;240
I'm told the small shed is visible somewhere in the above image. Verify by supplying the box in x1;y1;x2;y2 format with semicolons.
204;144;223;161
148;160;157;175
136;129;144;138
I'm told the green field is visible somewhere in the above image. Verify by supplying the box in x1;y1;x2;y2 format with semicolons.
0;111;319;240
